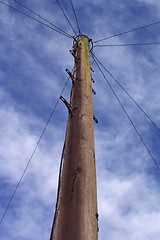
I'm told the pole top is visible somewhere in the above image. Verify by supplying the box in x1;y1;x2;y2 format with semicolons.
73;34;93;52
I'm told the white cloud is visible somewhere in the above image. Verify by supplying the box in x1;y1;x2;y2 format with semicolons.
1;0;160;239
98;171;160;240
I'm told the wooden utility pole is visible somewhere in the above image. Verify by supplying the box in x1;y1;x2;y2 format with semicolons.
50;35;98;240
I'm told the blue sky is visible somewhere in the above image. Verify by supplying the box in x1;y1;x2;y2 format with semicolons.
1;0;160;239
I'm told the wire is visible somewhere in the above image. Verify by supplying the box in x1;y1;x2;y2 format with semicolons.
93;20;160;43
92;53;160;132
50;140;65;240
0;1;73;38
56;0;77;36
0;75;71;225
70;0;81;35
94;58;160;171
12;0;72;38
94;43;160;48
90;49;96;65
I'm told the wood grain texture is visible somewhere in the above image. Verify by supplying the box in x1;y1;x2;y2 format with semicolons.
50;36;98;240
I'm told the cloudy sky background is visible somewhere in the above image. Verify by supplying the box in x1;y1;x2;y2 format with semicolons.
1;0;160;239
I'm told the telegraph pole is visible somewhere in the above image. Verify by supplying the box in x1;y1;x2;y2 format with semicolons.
50;35;98;240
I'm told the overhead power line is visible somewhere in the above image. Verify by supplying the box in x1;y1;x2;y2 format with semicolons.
92;53;160;132
70;0;81;35
12;0;72;38
50;132;66;237
0;1;73;38
94;43;160;48
94;20;160;43
56;0;77;36
94;58;160;171
0;75;71;225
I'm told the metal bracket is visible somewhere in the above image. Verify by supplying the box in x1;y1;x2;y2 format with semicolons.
93;115;98;123
89;38;93;52
60;96;75;115
96;213;99;221
65;69;76;85
69;49;75;57
65;69;80;85
92;78;95;83
92;88;96;95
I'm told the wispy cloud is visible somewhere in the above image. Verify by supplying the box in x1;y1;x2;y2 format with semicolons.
1;0;160;239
